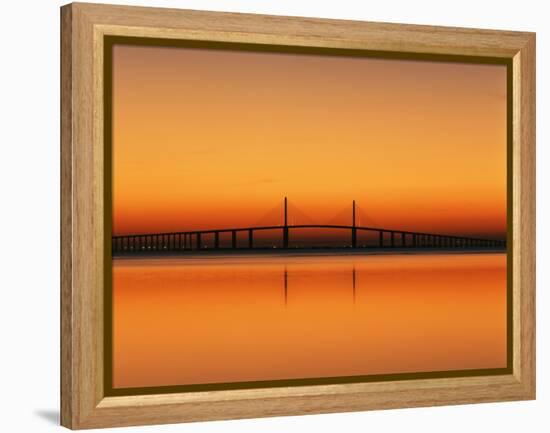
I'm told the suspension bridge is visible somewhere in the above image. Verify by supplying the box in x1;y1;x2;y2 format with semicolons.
112;197;505;255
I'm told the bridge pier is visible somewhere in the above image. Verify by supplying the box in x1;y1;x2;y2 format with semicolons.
283;227;289;249
196;233;201;250
249;229;254;248
214;232;219;249
351;200;357;248
283;197;289;249
390;232;395;247
379;231;384;248
232;230;237;249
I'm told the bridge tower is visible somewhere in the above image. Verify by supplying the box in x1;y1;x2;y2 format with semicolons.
283;196;289;248
351;200;357;248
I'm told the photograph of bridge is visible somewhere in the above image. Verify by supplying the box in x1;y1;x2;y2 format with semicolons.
112;196;505;255
108;39;509;392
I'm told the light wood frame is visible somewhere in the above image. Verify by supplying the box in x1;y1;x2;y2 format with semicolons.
61;2;535;429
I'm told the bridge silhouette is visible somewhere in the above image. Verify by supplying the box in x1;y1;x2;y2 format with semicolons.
112;197;506;255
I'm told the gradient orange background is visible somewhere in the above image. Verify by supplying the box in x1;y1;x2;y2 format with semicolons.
112;45;507;238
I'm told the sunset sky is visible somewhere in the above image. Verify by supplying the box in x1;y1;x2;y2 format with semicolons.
111;44;507;239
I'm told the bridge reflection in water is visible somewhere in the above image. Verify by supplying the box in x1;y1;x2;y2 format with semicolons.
112;253;507;388
112;197;505;255
284;266;357;306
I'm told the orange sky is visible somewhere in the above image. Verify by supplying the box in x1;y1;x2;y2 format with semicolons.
111;44;507;239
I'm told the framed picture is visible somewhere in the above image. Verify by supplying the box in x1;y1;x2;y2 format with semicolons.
60;3;535;429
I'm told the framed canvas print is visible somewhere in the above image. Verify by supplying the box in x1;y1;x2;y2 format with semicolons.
60;3;535;429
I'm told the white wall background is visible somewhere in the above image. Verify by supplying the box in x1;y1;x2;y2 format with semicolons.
0;0;546;431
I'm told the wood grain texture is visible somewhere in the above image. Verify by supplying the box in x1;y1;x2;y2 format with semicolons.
512;34;536;394
60;2;536;429
60;4;73;429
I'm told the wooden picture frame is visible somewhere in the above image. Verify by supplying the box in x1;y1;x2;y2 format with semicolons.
60;2;535;429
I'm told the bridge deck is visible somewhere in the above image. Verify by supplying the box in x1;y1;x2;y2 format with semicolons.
112;224;505;254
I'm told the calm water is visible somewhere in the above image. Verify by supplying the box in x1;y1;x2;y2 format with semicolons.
112;252;507;388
